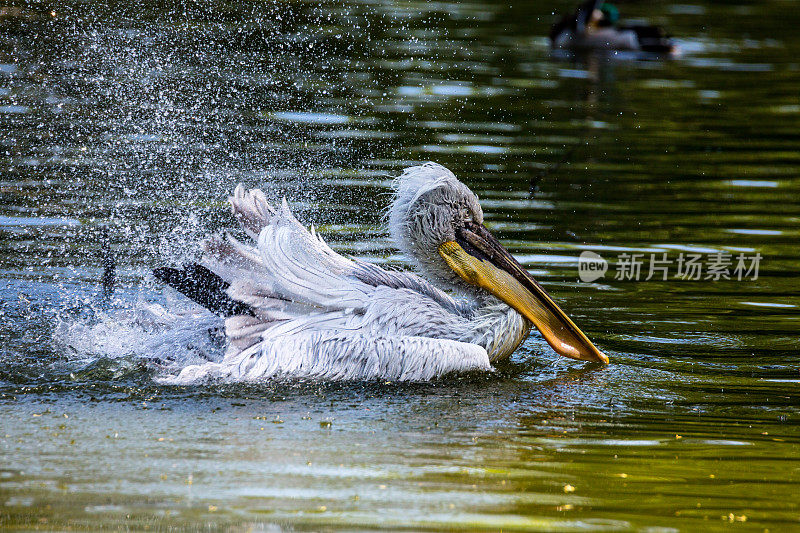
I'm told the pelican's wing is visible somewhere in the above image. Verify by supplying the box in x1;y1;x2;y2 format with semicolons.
155;185;489;383
202;185;372;315
203;184;463;316
157;332;490;383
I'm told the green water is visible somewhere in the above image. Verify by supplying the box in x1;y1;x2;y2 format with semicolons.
1;0;799;530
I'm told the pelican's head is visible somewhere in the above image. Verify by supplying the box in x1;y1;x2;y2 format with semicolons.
390;163;608;364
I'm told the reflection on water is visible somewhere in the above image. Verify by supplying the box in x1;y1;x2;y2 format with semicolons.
1;0;800;530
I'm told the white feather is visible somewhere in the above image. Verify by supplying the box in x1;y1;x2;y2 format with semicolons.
157;164;531;383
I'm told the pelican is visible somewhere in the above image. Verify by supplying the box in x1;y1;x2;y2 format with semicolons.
153;163;607;383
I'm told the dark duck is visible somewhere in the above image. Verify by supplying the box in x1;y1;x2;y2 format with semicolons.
550;0;677;55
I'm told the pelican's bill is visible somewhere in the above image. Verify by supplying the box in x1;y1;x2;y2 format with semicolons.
438;223;608;364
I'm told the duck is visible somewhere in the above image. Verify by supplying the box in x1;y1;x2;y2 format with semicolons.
550;0;677;55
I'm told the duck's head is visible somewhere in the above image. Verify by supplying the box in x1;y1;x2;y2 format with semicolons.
389;163;608;364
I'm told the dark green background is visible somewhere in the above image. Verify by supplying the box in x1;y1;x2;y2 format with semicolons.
1;0;798;530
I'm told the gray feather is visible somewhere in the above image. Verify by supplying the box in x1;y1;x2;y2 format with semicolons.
156;163;531;383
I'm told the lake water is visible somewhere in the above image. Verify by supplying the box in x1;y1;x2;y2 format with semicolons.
1;0;799;530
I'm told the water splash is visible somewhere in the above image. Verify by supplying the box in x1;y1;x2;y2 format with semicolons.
52;295;224;380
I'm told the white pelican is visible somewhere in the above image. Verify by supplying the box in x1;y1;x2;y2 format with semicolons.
154;163;607;383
